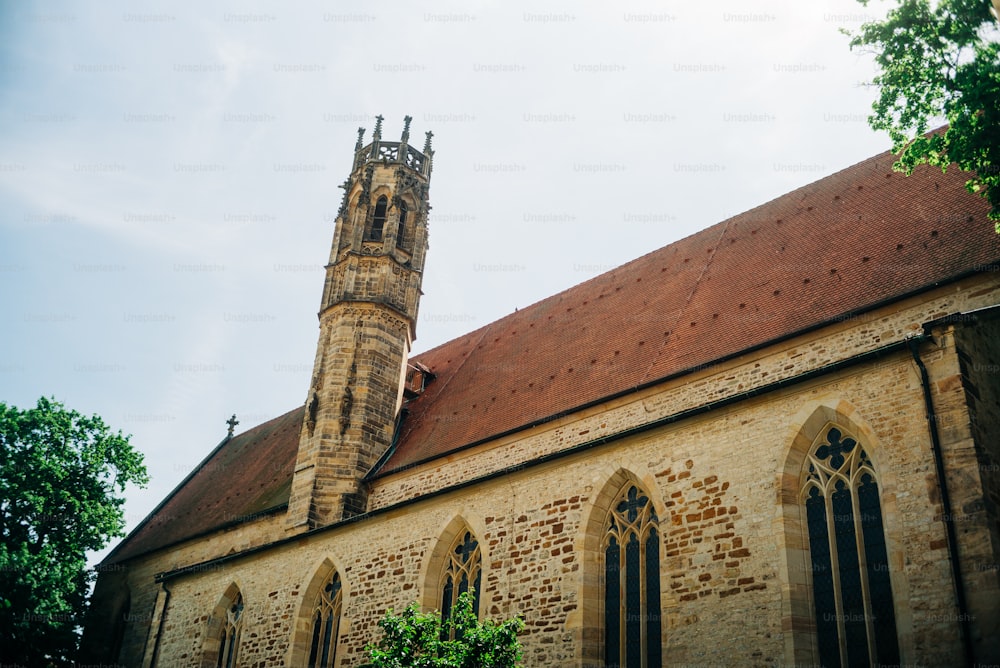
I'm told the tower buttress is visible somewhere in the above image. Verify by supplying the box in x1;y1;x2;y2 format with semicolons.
287;115;433;529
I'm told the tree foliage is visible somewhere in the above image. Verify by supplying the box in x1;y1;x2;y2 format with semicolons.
0;396;148;666
845;0;1000;226
363;592;524;668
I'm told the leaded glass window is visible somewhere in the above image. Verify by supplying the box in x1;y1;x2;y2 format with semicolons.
440;530;482;630
216;591;243;668
603;483;662;668
802;426;900;667
307;571;342;668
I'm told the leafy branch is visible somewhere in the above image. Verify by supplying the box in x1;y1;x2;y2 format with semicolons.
845;0;1000;226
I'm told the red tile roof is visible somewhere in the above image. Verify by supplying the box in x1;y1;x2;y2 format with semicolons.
108;407;301;563
107;148;1000;563
381;153;998;473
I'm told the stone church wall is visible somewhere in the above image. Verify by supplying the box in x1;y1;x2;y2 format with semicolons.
953;311;1000;658
100;275;1000;666
87;511;290;667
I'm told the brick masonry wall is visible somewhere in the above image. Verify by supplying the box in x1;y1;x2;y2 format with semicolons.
96;274;1000;666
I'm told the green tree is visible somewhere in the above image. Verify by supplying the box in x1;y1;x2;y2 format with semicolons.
845;0;1000;227
364;591;524;668
0;396;148;666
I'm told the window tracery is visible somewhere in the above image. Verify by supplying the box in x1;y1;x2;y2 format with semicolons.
603;483;662;668
440;530;482;628
307;571;342;668
216;591;243;668
802;426;900;667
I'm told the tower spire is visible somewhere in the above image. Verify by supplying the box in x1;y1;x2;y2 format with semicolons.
287;115;434;530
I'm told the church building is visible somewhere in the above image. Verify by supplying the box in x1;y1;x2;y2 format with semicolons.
82;117;1000;667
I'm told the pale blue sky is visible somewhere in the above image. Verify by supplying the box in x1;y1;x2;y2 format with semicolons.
0;0;895;564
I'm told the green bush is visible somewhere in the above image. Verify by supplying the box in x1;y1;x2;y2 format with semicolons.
363;591;523;668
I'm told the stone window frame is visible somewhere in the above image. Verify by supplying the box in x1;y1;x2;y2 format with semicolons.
339;188;364;251
778;400;913;666
201;583;244;668
420;515;489;619
438;529;483;628
579;468;668;668
290;558;348;667
367;195;389;242
800;424;900;665
395;198;411;251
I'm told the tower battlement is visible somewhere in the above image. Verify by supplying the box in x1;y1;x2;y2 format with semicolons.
350;114;434;178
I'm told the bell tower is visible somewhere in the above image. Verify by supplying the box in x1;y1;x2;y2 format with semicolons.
288;115;434;529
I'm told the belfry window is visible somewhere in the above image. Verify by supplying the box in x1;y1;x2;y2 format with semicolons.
440;530;482;630
368;196;388;241
396;201;408;248
216;591;243;668
603;483;662;668
802;426;900;667
307;571;342;668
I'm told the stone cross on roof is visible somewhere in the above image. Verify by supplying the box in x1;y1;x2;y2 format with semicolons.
226;414;239;438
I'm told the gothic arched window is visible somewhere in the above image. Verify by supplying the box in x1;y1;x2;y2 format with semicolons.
307;571;342;668
396;201;409;248
603;483;661;668
216;591;243;668
368;196;388;241
802;426;900;667
440;530;482;628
